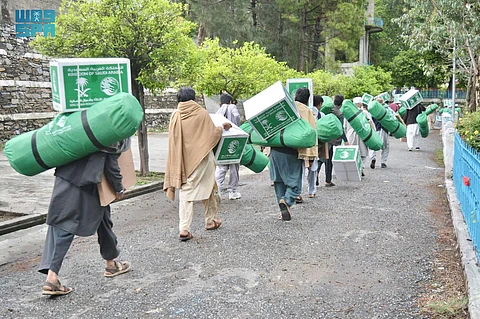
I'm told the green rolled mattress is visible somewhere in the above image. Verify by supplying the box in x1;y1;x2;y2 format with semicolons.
239;121;255;144
4;93;143;176
320;96;334;114
240;144;269;173
340;100;383;151
398;106;406;117
241;119;316;148
425;104;438;115
416;112;429;138
316;113;343;144
367;100;406;139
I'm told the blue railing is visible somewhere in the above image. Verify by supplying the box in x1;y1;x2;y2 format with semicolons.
453;133;480;259
419;89;466;99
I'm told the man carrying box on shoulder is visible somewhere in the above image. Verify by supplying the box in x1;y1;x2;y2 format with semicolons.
270;87;317;220
164;87;231;241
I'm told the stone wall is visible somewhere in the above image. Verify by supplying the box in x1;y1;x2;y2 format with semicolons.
0;22;191;144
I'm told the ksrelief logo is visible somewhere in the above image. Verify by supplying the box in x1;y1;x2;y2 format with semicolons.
275;111;287;121
100;77;120;96
340;150;351;159
227;140;240;154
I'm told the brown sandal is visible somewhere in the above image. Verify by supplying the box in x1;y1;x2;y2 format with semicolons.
206;219;222;230
179;231;193;241
42;280;73;296
104;260;131;277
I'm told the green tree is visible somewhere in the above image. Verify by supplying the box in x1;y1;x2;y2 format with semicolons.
307;70;350;97
180;38;299;101
345;65;393;98
395;0;480;111
389;50;449;89
32;0;196;175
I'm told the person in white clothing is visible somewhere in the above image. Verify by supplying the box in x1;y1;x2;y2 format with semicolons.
369;97;390;169
215;93;242;200
344;97;373;175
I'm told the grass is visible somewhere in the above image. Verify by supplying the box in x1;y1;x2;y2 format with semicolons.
135;170;164;186
435;148;445;167
423;296;468;318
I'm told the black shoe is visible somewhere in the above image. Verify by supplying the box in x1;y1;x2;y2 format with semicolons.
381;163;387;168
415;147;420;151
370;159;376;169
279;199;291;221
325;182;336;187
316;180;319;186
361;171;365;177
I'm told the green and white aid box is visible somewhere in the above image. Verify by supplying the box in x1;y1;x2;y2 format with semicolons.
209;114;249;165
399;89;423;110
286;78;313;108
243;81;300;140
49;58;132;112
332;145;363;182
375;91;390;103
361;93;374;105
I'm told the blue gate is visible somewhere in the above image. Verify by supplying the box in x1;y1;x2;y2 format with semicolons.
453;133;480;259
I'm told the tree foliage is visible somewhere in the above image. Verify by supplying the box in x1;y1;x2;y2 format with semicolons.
180;38;299;101
389;50;449;89
395;0;480;110
344;66;393;98
179;0;366;73
32;0;196;175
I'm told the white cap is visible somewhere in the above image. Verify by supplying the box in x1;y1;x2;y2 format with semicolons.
353;97;362;104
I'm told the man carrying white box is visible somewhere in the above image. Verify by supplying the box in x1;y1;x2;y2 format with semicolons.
215;93;242;200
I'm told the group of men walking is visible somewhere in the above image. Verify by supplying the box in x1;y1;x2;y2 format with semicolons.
36;86;426;297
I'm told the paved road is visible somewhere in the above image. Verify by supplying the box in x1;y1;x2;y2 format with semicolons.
0;132;446;318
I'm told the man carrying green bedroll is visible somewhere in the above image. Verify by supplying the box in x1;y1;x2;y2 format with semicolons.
270;87;316;220
38;139;132;296
369;97;390;169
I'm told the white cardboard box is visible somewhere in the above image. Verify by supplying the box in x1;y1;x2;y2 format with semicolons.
210;114;249;165
399;89;423;110
332;145;362;182
361;93;374;105
50;58;132;113
243;81;300;140
286;78;313;108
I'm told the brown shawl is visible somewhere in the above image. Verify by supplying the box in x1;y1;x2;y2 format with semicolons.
296;101;318;162
164;100;222;200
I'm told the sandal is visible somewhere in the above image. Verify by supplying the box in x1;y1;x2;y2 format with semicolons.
295;195;304;204
42;280;73;296
206;219;222;230
104;260;131;277
278;199;291;221
308;194;316;198
179;231;193;241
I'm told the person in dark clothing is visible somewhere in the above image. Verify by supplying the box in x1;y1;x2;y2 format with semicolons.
403;103;426;151
38;139;131;296
317;95;348;187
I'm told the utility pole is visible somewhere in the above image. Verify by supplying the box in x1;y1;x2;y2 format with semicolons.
451;37;456;121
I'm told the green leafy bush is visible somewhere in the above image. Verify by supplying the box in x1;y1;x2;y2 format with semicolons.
456;111;480;152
